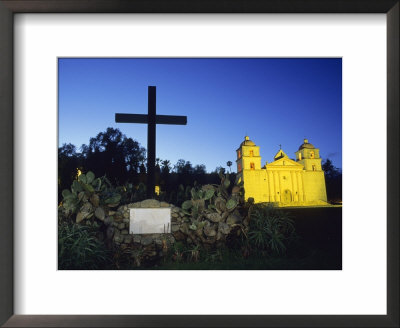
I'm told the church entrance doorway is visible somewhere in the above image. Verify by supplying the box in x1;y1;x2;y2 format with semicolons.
282;189;292;203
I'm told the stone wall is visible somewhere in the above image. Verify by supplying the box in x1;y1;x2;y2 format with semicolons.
106;199;175;265
106;199;245;266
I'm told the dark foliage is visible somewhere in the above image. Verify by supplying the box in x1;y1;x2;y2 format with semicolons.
322;159;342;203
58;143;82;194
58;128;235;206
81;128;146;185
58;128;146;201
58;222;111;270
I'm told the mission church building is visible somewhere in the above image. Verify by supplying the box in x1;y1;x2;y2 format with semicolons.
236;136;328;206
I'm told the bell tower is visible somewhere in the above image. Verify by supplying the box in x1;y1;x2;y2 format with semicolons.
295;138;327;202
295;139;322;171
236;136;261;172
235;136;266;203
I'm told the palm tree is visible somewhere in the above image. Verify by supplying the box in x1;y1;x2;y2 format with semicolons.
227;161;233;173
161;160;172;174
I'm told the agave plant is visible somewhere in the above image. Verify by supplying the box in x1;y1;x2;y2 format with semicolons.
187;245;201;262
171;242;186;262
248;204;296;255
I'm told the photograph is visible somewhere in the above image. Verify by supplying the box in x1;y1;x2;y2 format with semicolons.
58;58;342;270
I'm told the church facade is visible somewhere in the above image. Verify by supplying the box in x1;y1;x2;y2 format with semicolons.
236;136;328;206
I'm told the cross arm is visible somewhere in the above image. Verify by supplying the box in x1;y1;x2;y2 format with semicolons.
115;113;187;125
115;113;148;124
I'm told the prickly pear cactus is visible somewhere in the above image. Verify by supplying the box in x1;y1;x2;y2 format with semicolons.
60;171;122;224
172;170;247;247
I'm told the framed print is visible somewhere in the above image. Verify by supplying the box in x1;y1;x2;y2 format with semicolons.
0;1;398;327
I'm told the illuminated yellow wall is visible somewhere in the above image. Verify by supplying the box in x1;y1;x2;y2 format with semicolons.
237;137;328;206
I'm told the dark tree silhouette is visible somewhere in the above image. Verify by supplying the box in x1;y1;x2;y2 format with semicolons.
58;128;234;206
214;166;226;175
173;159;194;186
161;160;171;174
193;164;207;185
58;128;146;197
227;161;233;173
193;164;206;175
157;159;172;194
81;128;145;185
59;143;77;157
123;137;146;177
58;143;83;198
322;159;342;203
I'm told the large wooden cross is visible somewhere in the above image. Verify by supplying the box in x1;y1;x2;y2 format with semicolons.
115;86;187;199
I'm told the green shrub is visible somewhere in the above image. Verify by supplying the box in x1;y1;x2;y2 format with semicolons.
58;223;111;269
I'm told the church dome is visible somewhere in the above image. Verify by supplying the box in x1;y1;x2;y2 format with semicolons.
240;136;255;146
298;139;315;150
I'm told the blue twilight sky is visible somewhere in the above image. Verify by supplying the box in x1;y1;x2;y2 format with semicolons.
58;58;342;172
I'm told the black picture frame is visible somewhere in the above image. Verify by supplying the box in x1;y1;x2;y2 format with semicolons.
0;1;398;327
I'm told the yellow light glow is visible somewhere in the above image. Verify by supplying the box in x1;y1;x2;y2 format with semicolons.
155;185;160;195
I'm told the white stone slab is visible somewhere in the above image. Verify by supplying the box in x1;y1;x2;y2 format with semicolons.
129;208;171;234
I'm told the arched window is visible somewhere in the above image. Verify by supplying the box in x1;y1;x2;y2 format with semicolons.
298;153;302;160
249;150;254;157
250;162;255;170
310;151;315;158
238;163;242;171
237;150;241;159
312;165;316;171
